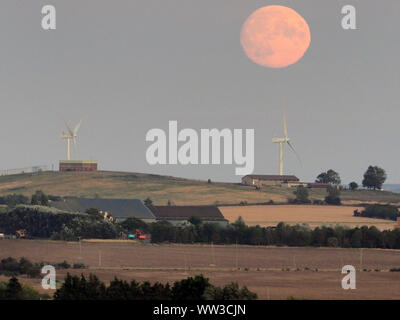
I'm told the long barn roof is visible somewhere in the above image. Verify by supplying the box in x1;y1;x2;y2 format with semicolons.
243;174;299;181
148;205;226;221
51;198;156;220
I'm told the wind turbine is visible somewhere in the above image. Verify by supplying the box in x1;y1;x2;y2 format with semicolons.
272;106;301;175
61;118;83;160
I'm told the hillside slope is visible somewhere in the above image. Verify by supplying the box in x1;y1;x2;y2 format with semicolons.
0;171;399;205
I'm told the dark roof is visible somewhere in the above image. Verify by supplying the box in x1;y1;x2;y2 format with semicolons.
243;175;299;181
148;206;226;221
51;198;156;220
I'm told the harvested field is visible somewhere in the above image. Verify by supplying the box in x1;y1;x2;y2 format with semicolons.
219;205;395;230
0;240;399;300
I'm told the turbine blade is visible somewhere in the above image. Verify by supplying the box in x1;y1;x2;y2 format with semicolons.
287;141;302;166
282;105;288;139
74;119;83;135
62;117;74;136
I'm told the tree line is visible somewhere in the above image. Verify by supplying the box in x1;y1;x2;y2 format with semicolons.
1;204;399;249
54;273;257;300
145;218;400;249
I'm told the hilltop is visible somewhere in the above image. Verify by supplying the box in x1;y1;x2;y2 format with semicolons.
0;171;399;206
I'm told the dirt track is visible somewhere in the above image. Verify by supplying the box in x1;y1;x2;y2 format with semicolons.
1;240;399;300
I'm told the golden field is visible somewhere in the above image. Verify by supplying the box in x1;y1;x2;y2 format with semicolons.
219;205;396;230
1;171;400;205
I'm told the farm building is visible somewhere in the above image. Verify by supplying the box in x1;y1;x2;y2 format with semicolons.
51;198;156;223
242;174;300;187
148;206;229;227
59;160;98;172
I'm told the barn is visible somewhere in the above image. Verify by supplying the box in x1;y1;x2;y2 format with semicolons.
59;160;98;172
242;174;300;187
51;198;156;223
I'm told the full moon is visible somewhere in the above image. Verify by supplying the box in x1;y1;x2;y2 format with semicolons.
240;6;311;68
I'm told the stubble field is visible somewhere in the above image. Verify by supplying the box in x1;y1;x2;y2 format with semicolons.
219;205;395;230
0;240;399;300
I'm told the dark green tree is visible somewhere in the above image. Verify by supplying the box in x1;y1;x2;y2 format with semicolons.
31;190;49;206
362;166;387;190
324;186;341;205
316;169;341;185
349;182;358;190
5;277;22;300
293;185;310;204
172;275;210;300
188;216;202;227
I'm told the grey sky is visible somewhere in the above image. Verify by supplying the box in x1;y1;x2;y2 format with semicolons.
0;1;399;184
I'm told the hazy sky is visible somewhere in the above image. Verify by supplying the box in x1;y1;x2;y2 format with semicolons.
1;1;399;183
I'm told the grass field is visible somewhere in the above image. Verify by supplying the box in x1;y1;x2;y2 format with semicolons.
1;240;399;300
0;171;400;205
219;205;396;230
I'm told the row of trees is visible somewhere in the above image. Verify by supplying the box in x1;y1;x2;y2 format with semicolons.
1;204;399;249
0;257;41;278
54;273;257;300
146;218;400;249
316;166;387;190
0;190;50;207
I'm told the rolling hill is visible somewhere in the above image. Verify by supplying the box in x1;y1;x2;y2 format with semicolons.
0;171;399;206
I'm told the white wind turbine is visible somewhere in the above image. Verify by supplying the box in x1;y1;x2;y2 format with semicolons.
272;106;301;175
61;118;83;160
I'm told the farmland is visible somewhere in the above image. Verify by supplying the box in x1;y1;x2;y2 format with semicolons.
0;171;400;206
1;240;399;300
219;205;396;230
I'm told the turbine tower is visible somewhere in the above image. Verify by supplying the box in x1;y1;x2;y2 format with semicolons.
61;118;83;160
272;106;301;175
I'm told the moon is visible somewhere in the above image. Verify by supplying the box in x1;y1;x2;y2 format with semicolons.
240;6;311;68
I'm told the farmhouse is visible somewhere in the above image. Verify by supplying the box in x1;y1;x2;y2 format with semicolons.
51;198;156;223
242;174;300;187
59;160;98;172
148;205;229;227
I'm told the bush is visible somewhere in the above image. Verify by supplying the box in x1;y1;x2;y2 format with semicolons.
359;204;399;221
293;186;311;204
325;186;341;205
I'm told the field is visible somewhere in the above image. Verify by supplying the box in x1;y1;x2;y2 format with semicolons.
0;171;400;205
220;205;396;230
1;240;399;300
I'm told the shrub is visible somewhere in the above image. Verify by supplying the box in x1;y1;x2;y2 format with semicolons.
359;204;399;221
